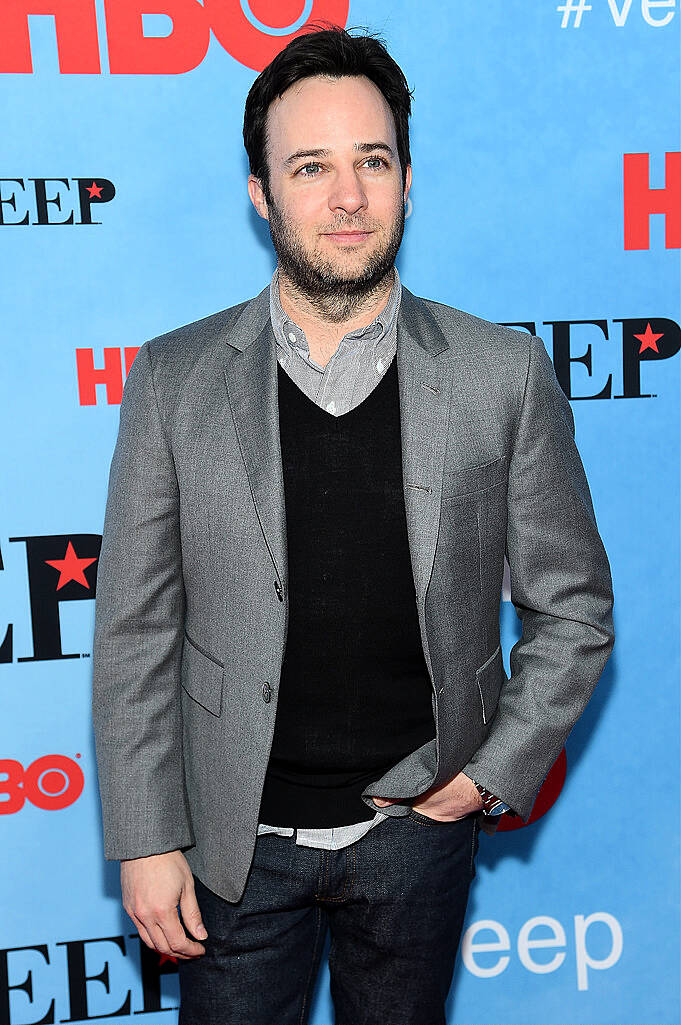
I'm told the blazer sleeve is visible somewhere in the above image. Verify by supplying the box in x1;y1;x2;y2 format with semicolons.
91;340;194;860
461;333;615;821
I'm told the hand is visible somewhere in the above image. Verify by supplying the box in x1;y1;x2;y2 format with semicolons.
371;771;484;822
121;850;208;960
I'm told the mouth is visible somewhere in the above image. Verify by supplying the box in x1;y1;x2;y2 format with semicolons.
322;231;374;245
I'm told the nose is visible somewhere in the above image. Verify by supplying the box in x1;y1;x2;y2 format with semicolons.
328;166;368;218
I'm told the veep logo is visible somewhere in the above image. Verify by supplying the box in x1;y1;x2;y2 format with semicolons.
0;1;350;75
504;316;680;399
1;534;101;664
0;934;179;1024
0;178;115;226
463;909;623;991
623;152;681;249
557;0;677;28
0;754;84;814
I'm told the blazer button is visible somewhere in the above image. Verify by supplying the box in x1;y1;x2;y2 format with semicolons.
274;580;283;601
262;682;273;703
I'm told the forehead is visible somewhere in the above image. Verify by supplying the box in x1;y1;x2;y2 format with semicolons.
266;74;397;161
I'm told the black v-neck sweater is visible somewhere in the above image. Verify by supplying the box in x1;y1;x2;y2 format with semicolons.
257;355;436;828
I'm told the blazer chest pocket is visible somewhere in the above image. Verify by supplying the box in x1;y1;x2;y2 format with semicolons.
181;630;224;716
442;454;508;501
475;643;504;725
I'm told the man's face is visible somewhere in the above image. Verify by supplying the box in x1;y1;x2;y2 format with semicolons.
248;73;412;308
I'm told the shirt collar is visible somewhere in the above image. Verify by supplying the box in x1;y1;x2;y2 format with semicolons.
269;265;402;358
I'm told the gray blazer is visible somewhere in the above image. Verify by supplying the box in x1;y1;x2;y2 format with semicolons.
91;285;615;903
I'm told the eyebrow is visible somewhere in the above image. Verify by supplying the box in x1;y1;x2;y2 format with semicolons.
283;141;396;168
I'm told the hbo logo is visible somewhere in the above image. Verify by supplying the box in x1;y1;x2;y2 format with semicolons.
0;755;84;814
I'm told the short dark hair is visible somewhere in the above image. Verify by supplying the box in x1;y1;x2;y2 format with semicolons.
243;25;413;202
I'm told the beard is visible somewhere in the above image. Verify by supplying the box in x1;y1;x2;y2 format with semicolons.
266;196;405;322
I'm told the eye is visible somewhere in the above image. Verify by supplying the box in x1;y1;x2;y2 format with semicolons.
364;156;389;170
298;162;322;178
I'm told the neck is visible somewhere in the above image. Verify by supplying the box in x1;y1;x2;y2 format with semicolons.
277;267;395;365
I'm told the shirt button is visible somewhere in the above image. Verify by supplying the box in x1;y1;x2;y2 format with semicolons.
262;682;272;703
376;359;384;373
326;400;336;413
274;580;283;601
288;331;296;344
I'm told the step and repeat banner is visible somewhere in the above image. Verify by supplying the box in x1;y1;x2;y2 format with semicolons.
1;2;679;1023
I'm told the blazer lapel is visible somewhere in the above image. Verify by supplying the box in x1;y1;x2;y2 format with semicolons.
222;286;288;589
397;287;453;604
220;282;455;607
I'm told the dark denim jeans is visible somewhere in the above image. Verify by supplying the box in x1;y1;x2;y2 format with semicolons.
178;808;481;1025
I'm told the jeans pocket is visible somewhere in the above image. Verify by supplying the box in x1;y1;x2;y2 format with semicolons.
470;816;481;877
408;807;474;827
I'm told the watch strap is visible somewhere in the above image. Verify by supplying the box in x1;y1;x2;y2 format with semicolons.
473;781;509;816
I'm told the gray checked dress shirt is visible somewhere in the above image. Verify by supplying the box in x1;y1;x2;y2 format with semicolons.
255;265;403;851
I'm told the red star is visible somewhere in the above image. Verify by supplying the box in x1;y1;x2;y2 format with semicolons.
158;952;178;966
634;323;663;354
87;180;102;199
45;541;97;591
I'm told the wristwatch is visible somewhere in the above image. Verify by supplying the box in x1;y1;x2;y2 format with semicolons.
472;780;511;816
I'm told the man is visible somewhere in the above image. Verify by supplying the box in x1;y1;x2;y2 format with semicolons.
92;26;615;1025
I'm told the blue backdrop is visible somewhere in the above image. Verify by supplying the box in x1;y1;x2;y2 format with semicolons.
1;2;679;1023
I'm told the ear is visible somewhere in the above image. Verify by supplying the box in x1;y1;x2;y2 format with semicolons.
248;175;269;221
403;163;412;206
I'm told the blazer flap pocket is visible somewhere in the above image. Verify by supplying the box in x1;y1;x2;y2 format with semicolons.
475;643;504;725
181;630;224;716
442;454;508;499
